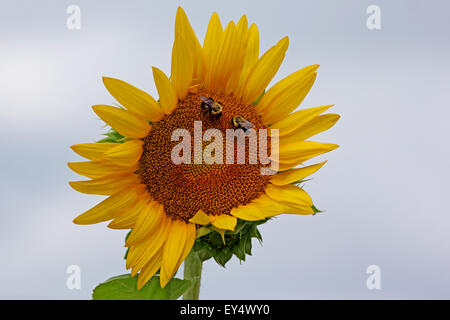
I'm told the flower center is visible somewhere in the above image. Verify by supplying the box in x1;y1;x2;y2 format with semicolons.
137;90;271;222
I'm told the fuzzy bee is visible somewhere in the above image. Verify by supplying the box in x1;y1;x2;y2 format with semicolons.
231;115;255;132
200;96;223;118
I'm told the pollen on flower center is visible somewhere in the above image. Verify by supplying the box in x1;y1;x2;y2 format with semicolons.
137;89;272;222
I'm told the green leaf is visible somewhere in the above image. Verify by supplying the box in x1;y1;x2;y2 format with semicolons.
192;241;213;262
213;247;233;267
244;235;253;255
232;241;246;261
92;274;194;300
97;128;126;143
191;218;270;266
182;218;270;268
249;224;259;240
123;231;131;260
231;219;251;234
196;226;213;238
290;178;312;186
312;204;324;215
97;136;116;143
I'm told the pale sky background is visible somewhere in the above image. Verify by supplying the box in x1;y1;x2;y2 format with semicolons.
0;0;449;299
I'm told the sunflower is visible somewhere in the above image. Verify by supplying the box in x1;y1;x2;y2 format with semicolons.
69;7;339;289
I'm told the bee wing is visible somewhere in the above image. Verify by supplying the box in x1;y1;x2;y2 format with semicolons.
200;96;214;103
243;121;255;130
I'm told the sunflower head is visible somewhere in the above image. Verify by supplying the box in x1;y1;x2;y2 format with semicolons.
69;7;339;289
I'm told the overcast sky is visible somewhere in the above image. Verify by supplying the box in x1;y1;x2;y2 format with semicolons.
0;0;449;299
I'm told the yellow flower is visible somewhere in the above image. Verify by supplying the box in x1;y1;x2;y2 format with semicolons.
69;7;339;289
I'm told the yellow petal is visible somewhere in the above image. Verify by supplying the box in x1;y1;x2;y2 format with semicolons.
224;15;249;95
202;12;223;89
249;194;286;217
271;105;333;137
171;33;194;100
262;72;317;125
92;105;150;139
108;194;149;229
179;224;197;262
278;141;338;157
70;143;118;161
73;185;142;225
137;246;163;290
230;194;287;221
160;221;195;288
152;67;178;115
126;201;165;245
232;194;314;218
270;161;327;185
211;214;237;231
265;184;313;208
279;114;340;142
281;204;314;215
209;21;237;92
234;24;259;98
68;160;137;179
189;210;211;225
272;141;338;171
69;173;138;195
236;15;249;39
102;77;164;122
175;7;203;79
230;203;267;221
103;140;144;167
242;36;289;104
127;214;171;272
256;64;319;117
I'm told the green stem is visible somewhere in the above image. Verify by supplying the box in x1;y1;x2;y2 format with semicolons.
183;251;202;300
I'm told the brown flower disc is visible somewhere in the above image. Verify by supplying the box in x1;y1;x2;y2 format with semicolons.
138;89;272;222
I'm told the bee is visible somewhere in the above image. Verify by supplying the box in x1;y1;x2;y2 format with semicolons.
231;115;255;132
200;96;223;118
